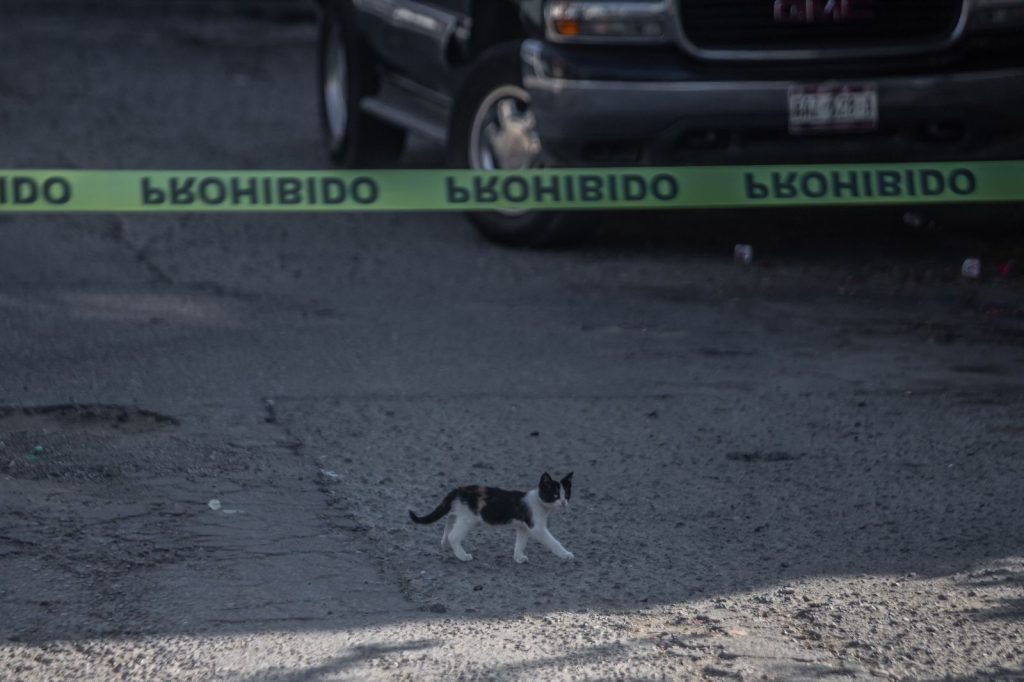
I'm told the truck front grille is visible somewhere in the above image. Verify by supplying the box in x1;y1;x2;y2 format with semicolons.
678;0;965;55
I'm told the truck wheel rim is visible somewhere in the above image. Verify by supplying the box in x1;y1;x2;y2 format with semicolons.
323;24;348;143
469;85;541;172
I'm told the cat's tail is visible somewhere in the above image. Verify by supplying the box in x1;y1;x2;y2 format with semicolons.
408;489;457;525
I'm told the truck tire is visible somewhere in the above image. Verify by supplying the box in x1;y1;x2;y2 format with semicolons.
447;43;583;248
319;0;405;168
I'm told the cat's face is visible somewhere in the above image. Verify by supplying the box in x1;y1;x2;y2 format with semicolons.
539;472;573;507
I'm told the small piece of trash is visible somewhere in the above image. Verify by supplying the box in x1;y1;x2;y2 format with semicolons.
902;210;936;230
961;258;981;279
997;260;1015;278
320;469;340;479
734;244;753;265
222;508;242;515
208;499;222;511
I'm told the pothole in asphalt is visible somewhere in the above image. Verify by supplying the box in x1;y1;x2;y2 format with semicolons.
0;405;179;481
0;404;179;434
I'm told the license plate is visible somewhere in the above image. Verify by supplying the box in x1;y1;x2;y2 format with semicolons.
788;83;878;134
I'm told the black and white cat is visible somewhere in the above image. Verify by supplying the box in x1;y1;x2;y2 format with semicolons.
409;472;574;563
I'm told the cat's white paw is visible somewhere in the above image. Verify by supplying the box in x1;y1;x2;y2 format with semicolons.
514;554;529;564
559;551;575;561
456;552;474;562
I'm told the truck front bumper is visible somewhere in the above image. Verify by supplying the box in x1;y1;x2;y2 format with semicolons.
521;40;1024;165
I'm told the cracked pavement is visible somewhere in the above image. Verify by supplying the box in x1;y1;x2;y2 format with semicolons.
1;10;1024;681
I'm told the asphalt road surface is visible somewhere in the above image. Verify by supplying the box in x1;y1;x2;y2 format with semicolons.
1;11;1023;681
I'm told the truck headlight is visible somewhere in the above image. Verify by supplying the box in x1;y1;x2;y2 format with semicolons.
545;1;670;43
972;0;1024;30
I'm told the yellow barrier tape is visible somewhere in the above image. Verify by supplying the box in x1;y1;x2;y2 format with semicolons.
0;162;1021;213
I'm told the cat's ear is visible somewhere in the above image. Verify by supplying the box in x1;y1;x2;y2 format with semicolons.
540;472;553;484
561;472;573;483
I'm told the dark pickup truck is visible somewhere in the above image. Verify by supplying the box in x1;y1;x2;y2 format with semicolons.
315;0;1024;245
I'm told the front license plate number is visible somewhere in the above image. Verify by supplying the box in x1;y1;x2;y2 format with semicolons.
788;84;879;134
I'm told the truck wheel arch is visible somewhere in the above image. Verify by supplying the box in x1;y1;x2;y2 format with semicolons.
466;0;534;60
